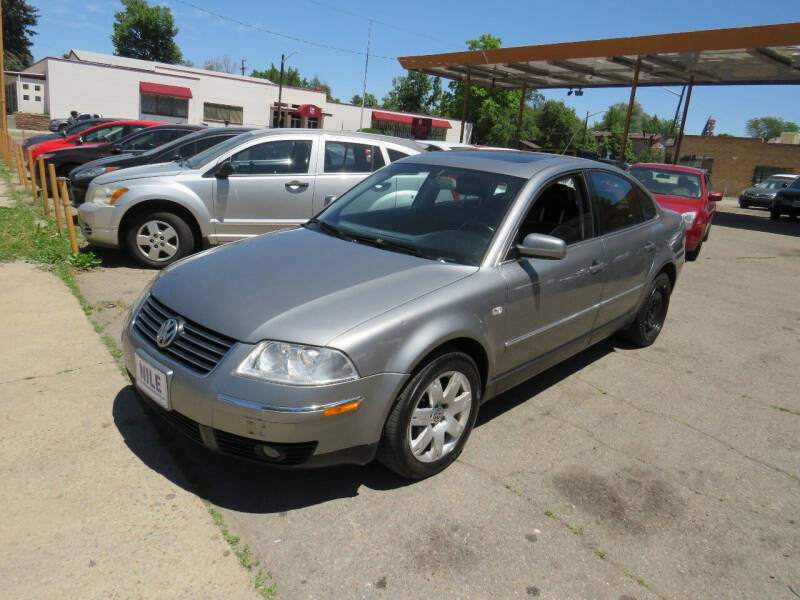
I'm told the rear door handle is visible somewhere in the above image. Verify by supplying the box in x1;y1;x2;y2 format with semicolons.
588;260;605;274
644;241;656;252
285;180;309;191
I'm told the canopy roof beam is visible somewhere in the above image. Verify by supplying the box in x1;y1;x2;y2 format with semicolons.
548;59;633;83
747;48;800;72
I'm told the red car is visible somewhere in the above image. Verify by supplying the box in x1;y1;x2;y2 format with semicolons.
30;120;163;162
628;163;721;260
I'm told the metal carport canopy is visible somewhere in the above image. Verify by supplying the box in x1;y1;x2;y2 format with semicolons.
398;22;800;89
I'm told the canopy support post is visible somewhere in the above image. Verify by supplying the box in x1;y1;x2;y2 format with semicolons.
672;75;694;165
459;70;471;143
618;55;641;168
515;85;527;148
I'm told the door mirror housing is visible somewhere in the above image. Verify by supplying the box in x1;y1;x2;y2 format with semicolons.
111;143;123;154
75;136;84;146
708;191;723;201
782;182;789;188
516;233;567;260
215;160;234;178
324;194;337;206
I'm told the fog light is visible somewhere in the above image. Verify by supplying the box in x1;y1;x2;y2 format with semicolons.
258;445;283;460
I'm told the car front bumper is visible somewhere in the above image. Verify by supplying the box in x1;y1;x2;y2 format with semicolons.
740;194;774;207
77;203;119;247
121;314;408;468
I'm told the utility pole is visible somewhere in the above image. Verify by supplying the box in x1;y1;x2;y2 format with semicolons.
276;51;298;128
0;0;7;136
359;20;372;131
240;58;246;76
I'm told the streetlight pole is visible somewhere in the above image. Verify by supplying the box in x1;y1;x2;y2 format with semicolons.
276;50;298;128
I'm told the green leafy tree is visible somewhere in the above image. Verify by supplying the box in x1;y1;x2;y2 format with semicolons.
2;0;39;71
251;64;306;87
745;116;799;140
532;100;581;149
351;93;379;107
382;71;442;114
597;126;635;162
595;101;674;135
111;0;182;64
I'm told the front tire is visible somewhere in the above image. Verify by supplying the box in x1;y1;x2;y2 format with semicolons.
377;352;480;479
125;211;195;268
770;210;780;221
739;200;748;209
619;273;671;347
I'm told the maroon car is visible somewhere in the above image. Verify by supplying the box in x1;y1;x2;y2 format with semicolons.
628;163;721;260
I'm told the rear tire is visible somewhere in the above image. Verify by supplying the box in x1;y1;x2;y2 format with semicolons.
125;211;195;269
618;273;671;348
739;200;748;209
377;352;480;479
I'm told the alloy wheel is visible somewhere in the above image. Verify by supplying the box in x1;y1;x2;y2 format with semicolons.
135;220;180;262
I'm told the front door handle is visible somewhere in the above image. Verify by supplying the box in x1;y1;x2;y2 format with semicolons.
588;260;606;274
644;241;656;252
285;180;309;191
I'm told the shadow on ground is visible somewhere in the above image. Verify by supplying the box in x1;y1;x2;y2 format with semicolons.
113;338;616;514
88;245;147;269
713;209;800;238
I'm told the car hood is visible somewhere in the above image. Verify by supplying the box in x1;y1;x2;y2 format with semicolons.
742;186;776;197
651;193;703;214
94;162;185;184
27;133;61;146
150;227;476;345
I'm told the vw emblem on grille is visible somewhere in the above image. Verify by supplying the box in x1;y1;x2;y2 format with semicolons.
156;317;183;348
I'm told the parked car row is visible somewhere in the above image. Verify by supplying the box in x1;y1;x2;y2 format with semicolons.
738;174;798;209
120;148;686;477
771;176;800;220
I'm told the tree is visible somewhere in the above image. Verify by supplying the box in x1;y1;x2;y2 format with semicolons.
251;64;305;87
532;100;581;149
597;126;635;162
111;0;182;64
351;93;378;107
2;0;39;71
382;71;442;114
594;101;675;135
203;55;235;73
745;116;799;140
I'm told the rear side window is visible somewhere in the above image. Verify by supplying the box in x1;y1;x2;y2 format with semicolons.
588;171;649;234
324;141;385;173
387;148;411;163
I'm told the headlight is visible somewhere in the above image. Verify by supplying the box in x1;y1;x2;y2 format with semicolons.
77;166;118;180
89;184;129;206
236;341;359;386
681;211;697;228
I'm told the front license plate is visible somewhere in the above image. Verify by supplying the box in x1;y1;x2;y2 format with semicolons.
135;354;170;410
792;200;800;208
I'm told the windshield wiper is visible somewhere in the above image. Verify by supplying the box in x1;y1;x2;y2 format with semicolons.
305;218;352;241
347;233;427;258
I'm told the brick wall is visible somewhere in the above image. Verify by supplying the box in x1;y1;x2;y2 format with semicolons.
14;112;51;131
670;135;800;196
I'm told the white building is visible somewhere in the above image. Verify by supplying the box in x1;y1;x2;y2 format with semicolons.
10;50;472;142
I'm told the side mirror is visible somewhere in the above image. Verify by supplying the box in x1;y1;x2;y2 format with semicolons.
215;160;234;178
111;144;123;154
782;183;789;188
516;233;566;260
708;192;722;202
324;194;337;206
75;136;84;145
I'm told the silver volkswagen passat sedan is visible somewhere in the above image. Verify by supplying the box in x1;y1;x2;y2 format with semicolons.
123;151;685;478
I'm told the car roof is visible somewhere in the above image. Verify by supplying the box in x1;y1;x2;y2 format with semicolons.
630;162;706;175
234;128;427;153
396;149;604;178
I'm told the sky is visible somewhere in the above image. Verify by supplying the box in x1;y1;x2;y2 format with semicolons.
30;0;800;136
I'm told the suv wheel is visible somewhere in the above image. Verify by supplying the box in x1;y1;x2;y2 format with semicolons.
378;352;480;479
618;272;671;347
770;210;780;221
125;211;195;268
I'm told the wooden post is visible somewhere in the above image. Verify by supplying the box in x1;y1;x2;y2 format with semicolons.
59;179;79;254
37;157;50;216
459;70;471;144
48;164;63;229
16;144;27;189
618;56;641;168
672;76;694;165
27;148;37;203
14;143;24;185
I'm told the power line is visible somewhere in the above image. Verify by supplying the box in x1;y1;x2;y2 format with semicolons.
172;0;396;61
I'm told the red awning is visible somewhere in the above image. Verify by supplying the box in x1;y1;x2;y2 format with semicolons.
294;104;322;118
139;81;193;99
371;110;452;129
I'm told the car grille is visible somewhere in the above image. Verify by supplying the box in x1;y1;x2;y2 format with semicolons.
134;389;318;465
134;294;235;374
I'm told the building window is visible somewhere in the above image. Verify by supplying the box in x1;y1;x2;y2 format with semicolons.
35;96;41;102
290;114;301;128
307;118;319;129
34;85;40;91
752;165;792;185
141;93;188;118
22;84;28;90
23;95;29;101
203;102;243;124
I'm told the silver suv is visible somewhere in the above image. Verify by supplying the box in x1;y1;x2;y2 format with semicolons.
78;129;426;267
122;151;686;478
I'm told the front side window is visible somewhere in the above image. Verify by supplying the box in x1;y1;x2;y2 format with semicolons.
387;148;411;163
517;174;594;246
588;171;643;234
229;139;312;175
203;102;243;124
82;125;127;143
324;141;385;173
316;163;526;266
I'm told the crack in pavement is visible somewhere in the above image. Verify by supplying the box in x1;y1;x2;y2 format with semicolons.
0;360;116;385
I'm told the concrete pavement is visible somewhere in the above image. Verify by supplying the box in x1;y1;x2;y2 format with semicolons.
0;262;259;599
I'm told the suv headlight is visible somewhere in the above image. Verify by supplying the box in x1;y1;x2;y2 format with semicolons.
236;341;359;386
89;184;129;206
681;211;697;228
77;166;118;180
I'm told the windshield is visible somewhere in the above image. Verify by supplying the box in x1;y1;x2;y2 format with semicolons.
754;177;793;190
315;162;526;266
139;129;198;158
629;167;702;199
185;132;254;169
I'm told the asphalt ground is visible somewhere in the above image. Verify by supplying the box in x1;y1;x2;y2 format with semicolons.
77;199;800;600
